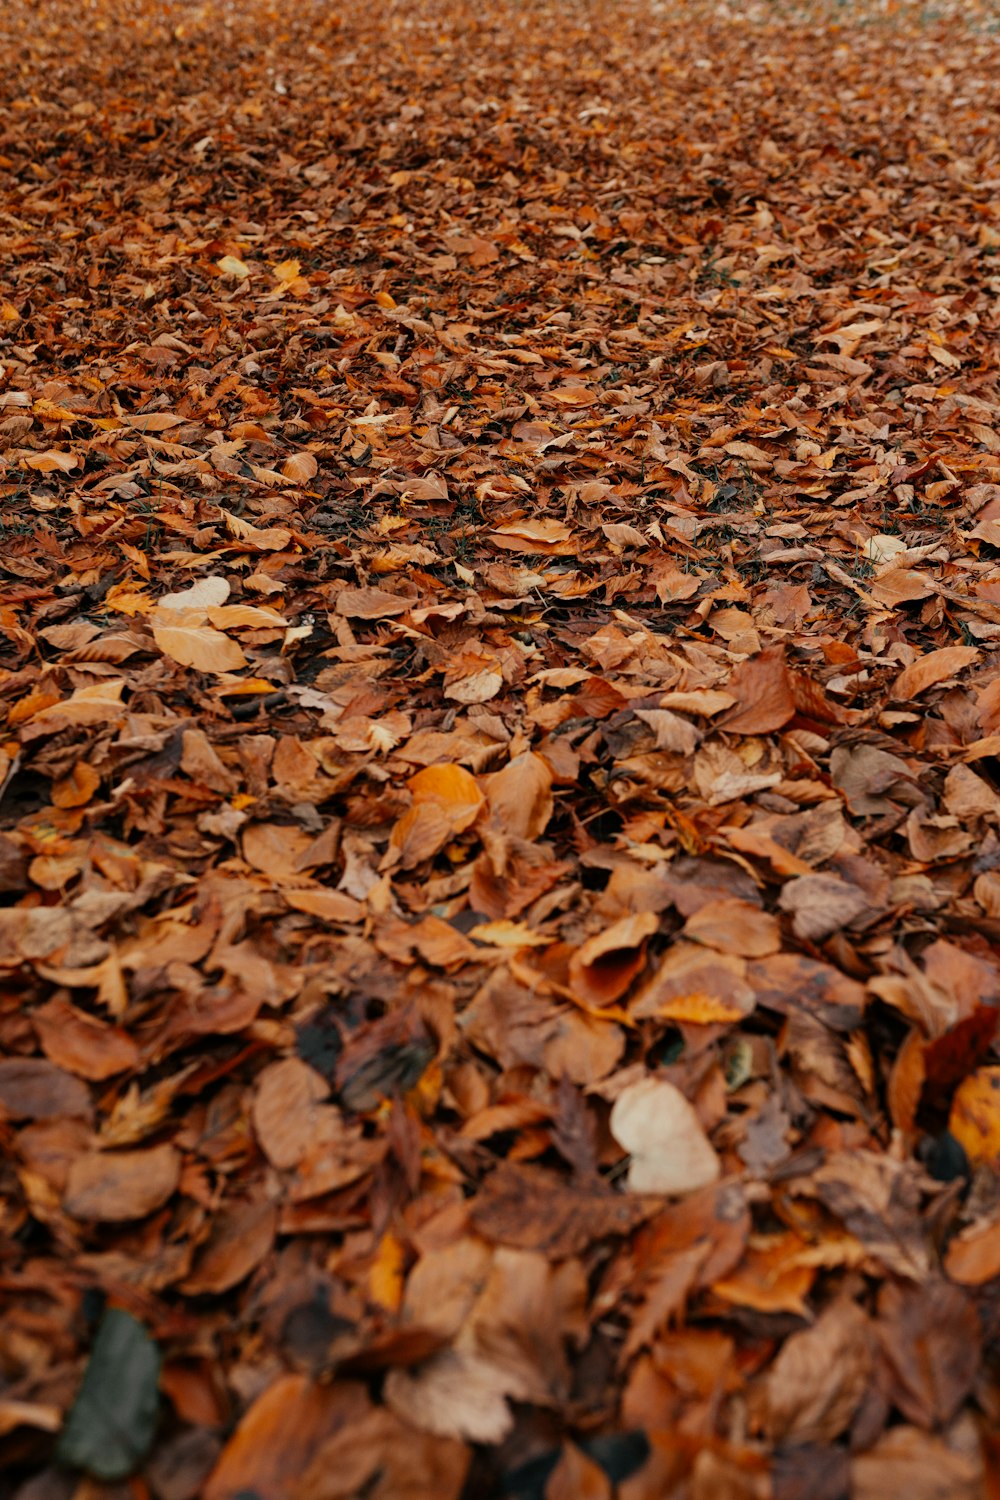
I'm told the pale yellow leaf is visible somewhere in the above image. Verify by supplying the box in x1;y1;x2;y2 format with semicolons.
217;254;250;278
153;624;248;672
223;511;293;551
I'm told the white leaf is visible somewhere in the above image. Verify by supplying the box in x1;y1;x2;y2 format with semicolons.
610;1078;720;1196
155;576;230;620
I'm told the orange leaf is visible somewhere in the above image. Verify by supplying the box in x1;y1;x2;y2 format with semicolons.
892;646;979;701
949;1066;1000;1167
281;451;318;483
713;1234;816;1315
22;449;80;473
152;623;247;673
122;412;185;432
945;1213;1000;1286
369;1229;406;1312
51;762;100;809
408;763;484;831
204;1376;369;1500
719;647;796;734
568;912;659;1006
223;511;293;551
484;751;553;840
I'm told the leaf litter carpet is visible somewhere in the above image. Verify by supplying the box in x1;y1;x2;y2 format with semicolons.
2;0;1000;1496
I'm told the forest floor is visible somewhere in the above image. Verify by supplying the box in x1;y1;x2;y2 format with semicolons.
2;0;1000;1496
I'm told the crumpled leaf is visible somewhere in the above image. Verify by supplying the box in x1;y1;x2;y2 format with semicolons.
568;911;658;1006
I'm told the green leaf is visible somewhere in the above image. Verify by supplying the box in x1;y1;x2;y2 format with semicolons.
57;1306;161;1480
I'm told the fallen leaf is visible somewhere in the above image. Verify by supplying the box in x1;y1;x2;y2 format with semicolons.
384;1349;517;1444
32;997;139;1081
252;1057;329;1169
64;1143;181;1221
945;1212;1000;1285
762;1298;871;1444
282;451;318;483
778;873;869;942
683;899;781;958
948;1066;1000;1167
484;751;553;840
217;254;250;278
335;586;409;619
181;1199;277;1294
568;911;659;1006
0;1058;93;1122
57;1308;161;1480
719;648;796;734
296;1405;469;1500
545;1442;613;1500
157;576;231;614
205;1377;370;1500
610;1078;721;1196
876;1280;979;1428
223;510;293;550
23;448;80;472
470;1160;653;1257
153;622;248;673
851;1426;983;1500
892;646;979;700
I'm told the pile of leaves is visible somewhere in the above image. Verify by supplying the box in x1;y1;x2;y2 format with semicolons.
3;0;1000;1494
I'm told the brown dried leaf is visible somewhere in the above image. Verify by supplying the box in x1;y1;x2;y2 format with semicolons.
181;1199;277;1295
719;648;796;734
484;751;554;840
32;997;139;1081
64;1143;180;1222
891;646;979;700
568;911;659;1005
153;622;248;673
0;1057;93;1122
876;1280;979;1428
469;1161;653;1258
205;1377;369;1500
252;1057;330;1169
762;1298;871;1444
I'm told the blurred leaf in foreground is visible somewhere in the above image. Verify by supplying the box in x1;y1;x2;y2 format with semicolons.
57;1306;161;1479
